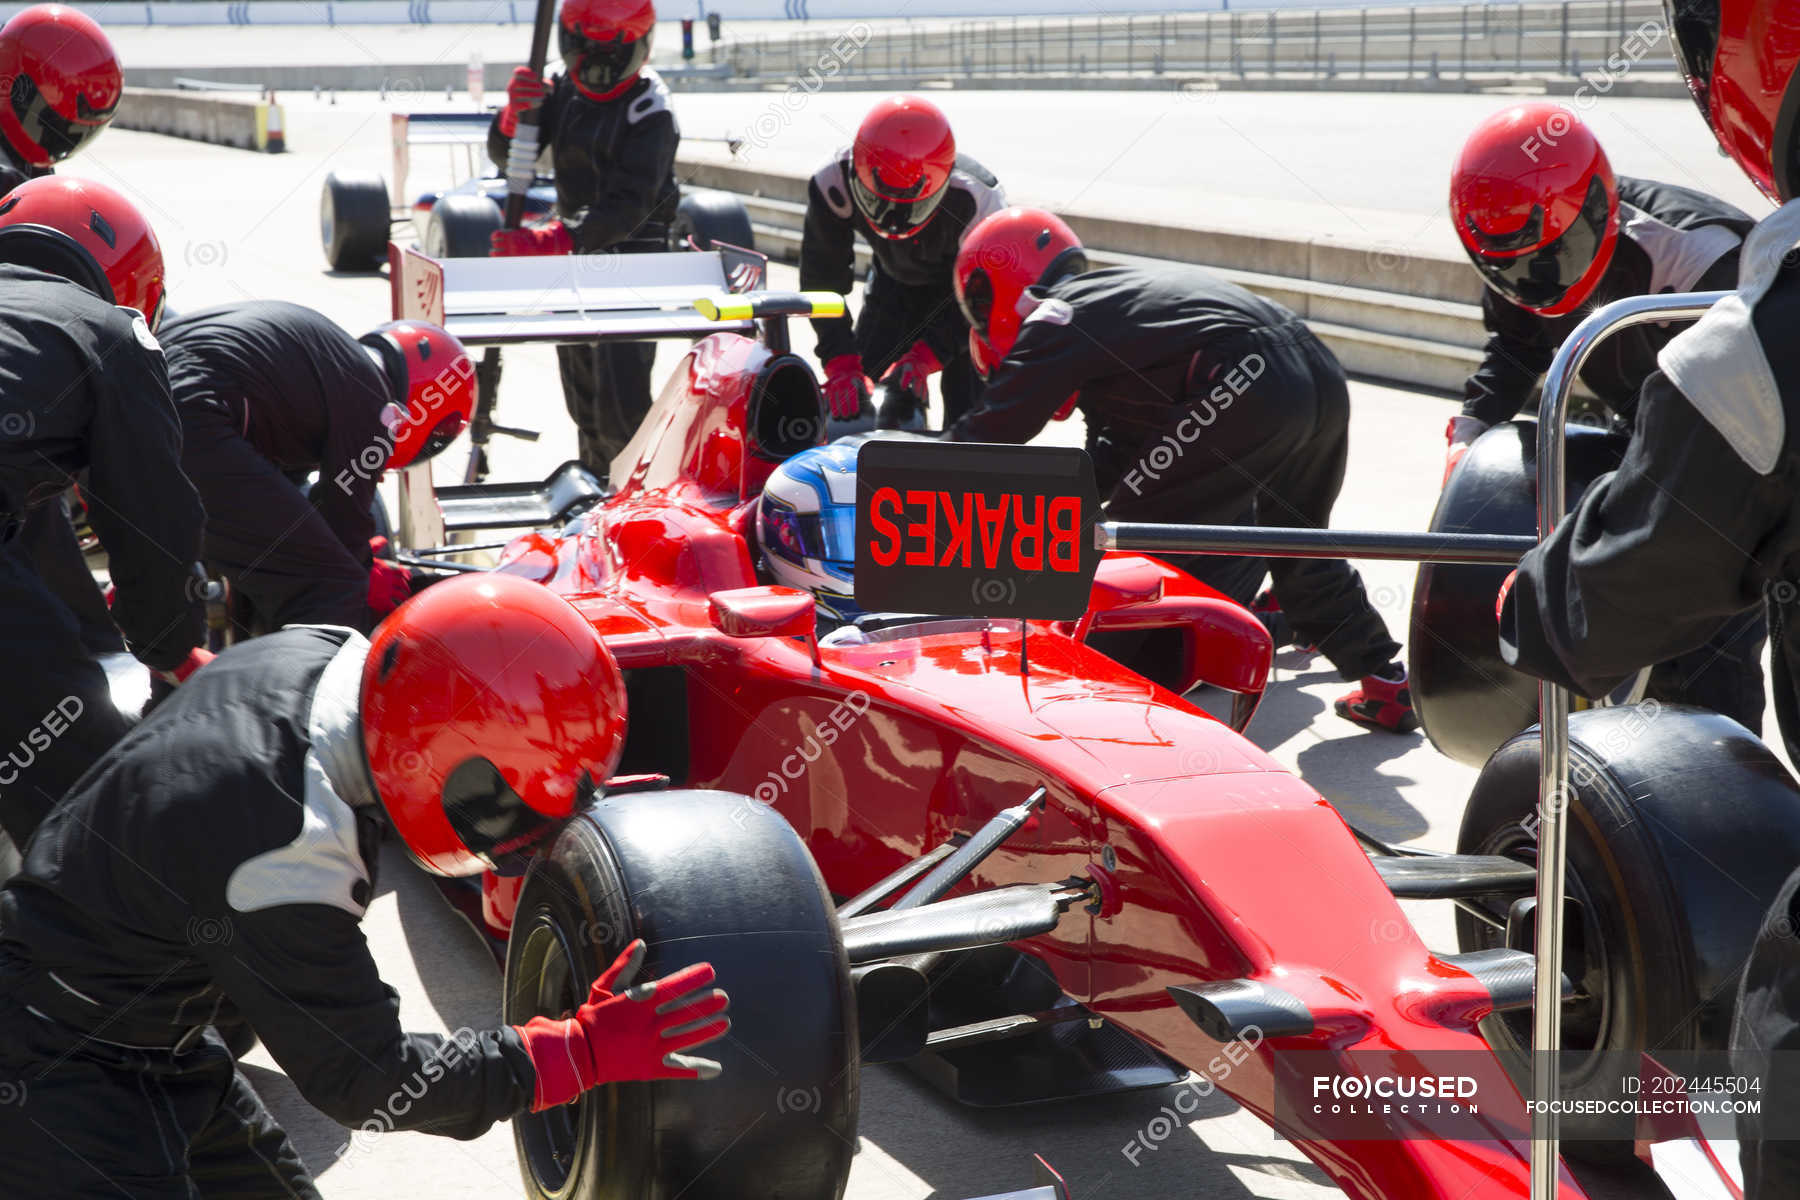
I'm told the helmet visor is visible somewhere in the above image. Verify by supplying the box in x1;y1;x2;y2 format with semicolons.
850;168;946;239
11;76;111;162
442;756;584;876
763;501;857;565
1467;176;1610;312
560;27;650;97
958;267;993;339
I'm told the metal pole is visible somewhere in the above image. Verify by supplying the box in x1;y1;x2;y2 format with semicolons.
1097;523;1535;564
1526;289;1726;1200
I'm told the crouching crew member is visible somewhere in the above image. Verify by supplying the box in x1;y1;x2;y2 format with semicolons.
1449;102;1766;730
0;574;730;1197
801;95;1004;431
160;301;474;634
1491;10;1800;1193
0;176;205;847
945;207;1415;732
488;0;678;473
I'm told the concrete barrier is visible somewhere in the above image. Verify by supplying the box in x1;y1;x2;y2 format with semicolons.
114;86;286;152
678;154;1495;394
114;87;286;152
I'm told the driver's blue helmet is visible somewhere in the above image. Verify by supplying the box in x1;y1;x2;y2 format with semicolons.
757;441;862;622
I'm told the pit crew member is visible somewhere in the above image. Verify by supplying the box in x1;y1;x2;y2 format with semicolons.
160;300;474;633
1450;102;1766;729
0;4;121;194
0;4;131;663
800;95;1004;431
945;206;1415;732
1485;11;1800;1189
0;176;204;848
0;574;730;1196
487;0;679;473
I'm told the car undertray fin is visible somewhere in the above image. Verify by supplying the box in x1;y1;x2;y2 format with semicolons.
1371;853;1538;899
1167;978;1315;1041
892;787;1049;911
840;881;1084;964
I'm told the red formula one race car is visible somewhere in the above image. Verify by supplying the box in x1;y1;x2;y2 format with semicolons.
387;259;1797;1200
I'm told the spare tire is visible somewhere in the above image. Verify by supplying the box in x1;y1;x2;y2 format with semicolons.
1456;706;1800;1161
1408;419;1627;767
505;790;857;1200
673;189;755;252
320;171;391;271
425;193;504;260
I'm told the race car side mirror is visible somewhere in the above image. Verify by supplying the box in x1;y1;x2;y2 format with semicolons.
1085;596;1272;731
710;587;819;661
1069;555;1166;640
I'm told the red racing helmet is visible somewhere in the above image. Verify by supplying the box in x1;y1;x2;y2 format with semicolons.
359;320;475;469
0;175;163;324
1665;0;1800;203
559;0;655;101
0;5;121;167
851;95;957;240
361;573;628;877
954;206;1088;373
1450;103;1619;317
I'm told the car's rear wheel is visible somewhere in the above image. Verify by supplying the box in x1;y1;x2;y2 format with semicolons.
426;193;504;259
505;790;856;1200
320;171;391;271
1455;706;1800;1161
672;189;755;252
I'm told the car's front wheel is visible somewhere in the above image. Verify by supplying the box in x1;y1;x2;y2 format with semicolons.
505;789;857;1200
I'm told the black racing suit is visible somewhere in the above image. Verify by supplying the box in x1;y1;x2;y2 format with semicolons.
1493;205;1800;1198
0;139;120;660
0;266;204;845
161;300;392;633
800;149;1005;427
0;626;538;1198
488;69;681;473
1470;176;1766;731
947;262;1400;681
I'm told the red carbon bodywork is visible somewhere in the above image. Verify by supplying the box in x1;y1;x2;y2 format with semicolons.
490;331;1586;1199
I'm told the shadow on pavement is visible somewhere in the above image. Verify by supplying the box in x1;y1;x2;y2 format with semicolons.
855;1064;1335;1199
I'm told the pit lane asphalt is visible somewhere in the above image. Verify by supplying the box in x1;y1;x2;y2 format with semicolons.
48;96;1721;1199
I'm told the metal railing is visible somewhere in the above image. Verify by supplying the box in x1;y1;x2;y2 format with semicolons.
724;0;1671;83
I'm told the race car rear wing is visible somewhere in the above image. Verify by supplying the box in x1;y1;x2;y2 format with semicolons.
389;241;832;549
390;243;771;343
391;111;508;214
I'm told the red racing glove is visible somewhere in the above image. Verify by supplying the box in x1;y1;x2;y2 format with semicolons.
880;342;941;400
367;538;413;618
1443;415;1489;486
1496;568;1517;625
498;66;547;138
154;647;215;687
513;939;731;1111
491;221;573;257
822;354;871;420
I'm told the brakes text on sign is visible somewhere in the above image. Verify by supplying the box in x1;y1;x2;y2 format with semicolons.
853;440;1103;620
865;488;1084;574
